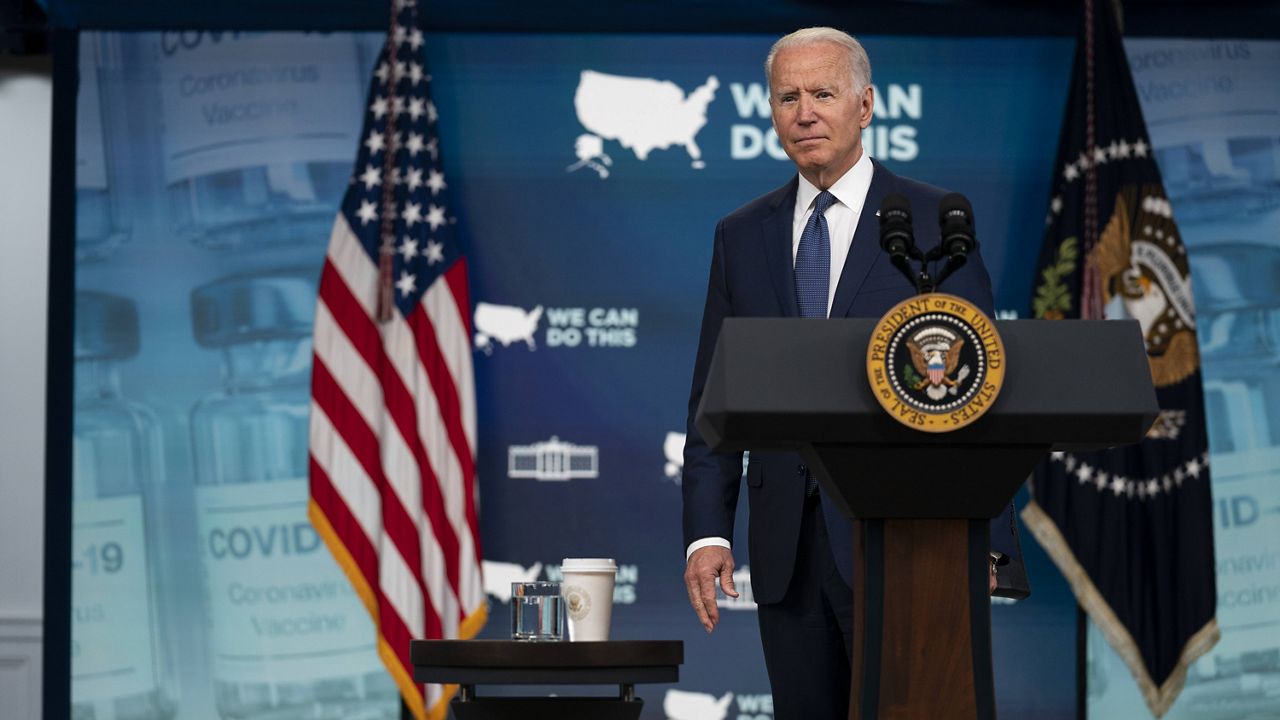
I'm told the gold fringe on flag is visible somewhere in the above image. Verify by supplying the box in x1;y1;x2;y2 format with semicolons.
1021;499;1220;717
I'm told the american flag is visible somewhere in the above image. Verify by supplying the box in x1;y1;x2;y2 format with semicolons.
307;5;486;719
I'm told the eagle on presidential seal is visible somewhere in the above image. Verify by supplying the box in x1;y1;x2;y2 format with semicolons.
905;327;971;401
1088;186;1199;388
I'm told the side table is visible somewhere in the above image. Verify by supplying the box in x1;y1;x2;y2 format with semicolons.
410;639;683;720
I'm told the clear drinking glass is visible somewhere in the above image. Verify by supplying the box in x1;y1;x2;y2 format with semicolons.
511;582;564;641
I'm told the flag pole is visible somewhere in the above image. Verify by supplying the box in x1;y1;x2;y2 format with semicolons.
377;0;401;323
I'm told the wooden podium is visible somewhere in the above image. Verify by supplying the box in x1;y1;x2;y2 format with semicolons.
695;318;1157;719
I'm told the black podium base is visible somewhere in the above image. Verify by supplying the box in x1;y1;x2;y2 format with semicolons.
451;696;642;720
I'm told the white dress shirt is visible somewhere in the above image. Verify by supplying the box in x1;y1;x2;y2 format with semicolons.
686;153;875;561
791;152;874;317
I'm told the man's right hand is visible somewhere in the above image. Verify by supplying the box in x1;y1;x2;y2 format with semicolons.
683;546;738;633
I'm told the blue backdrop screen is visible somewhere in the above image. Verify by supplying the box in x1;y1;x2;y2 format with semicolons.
68;30;1279;720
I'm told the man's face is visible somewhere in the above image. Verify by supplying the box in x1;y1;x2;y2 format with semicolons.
769;42;874;187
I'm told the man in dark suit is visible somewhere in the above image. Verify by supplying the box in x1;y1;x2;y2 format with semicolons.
681;27;1026;718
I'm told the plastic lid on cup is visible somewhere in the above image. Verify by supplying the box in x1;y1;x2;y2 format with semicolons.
561;558;617;573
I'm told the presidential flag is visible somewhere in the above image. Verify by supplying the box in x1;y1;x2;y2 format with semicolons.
307;4;487;719
1020;0;1219;715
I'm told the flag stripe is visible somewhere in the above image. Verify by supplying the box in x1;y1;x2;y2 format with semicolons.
408;298;483;612
444;258;473;338
308;460;378;608
418;274;476;470
406;309;475;509
309;403;381;550
313;301;386;437
426;263;477;452
376;590;417;680
322;244;473;638
311;401;434;636
314;300;460;626
321;250;465;601
378;532;429;639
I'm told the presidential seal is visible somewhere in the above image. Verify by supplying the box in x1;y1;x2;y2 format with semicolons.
563;585;592;621
867;293;1006;432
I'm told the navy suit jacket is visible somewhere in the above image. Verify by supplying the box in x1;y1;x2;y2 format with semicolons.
683;159;1027;604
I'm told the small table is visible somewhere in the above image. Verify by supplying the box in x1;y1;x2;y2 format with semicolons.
410;639;683;720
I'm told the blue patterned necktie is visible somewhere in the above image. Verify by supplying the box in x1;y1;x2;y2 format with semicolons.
796;190;835;319
795;189;836;495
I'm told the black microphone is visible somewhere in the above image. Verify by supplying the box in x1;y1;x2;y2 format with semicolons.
878;193;915;259
878;193;924;292
930;193;976;292
938;193;976;259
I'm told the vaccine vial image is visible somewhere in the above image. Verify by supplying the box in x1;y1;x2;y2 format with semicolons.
72;291;176;720
154;33;364;251
190;270;396;720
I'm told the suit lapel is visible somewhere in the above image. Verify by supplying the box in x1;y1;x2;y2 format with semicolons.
764;176;800;317
830;158;894;318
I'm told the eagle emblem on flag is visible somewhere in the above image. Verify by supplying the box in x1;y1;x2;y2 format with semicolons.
1088;187;1200;388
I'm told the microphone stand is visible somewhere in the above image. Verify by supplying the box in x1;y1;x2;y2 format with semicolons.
922;245;969;293
889;244;969;296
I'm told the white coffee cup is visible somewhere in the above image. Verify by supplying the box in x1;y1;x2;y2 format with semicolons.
560;558;617;641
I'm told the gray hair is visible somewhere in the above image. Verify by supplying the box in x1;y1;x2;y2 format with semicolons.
765;27;872;93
